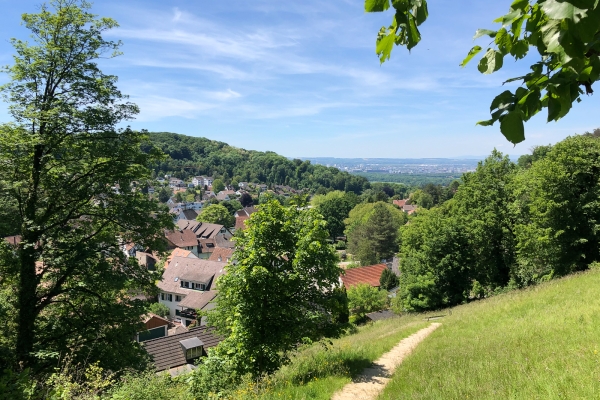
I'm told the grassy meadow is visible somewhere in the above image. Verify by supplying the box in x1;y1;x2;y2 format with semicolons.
380;268;600;399
235;316;429;399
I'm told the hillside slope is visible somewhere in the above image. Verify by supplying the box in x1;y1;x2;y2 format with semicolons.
381;268;600;399
145;132;370;193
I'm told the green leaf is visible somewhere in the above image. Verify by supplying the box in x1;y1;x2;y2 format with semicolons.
406;14;421;50
490;90;515;111
376;31;396;63
541;0;587;22
494;9;523;27
511;40;529;59
365;0;390;12
500;111;525;144
473;29;496;40
547;96;561;121
460;45;482;67
476;119;495;126
478;49;504;74
415;0;429;25
510;0;529;11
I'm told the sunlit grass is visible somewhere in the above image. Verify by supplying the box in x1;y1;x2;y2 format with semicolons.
380;269;600;399
236;316;429;399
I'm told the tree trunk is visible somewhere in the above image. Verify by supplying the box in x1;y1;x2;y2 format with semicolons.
16;243;38;369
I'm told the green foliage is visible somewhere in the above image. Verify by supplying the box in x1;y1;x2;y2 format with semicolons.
315;192;358;239
147;303;170;318
157;187;171;203
221;199;242;215
379;268;399;290
367;0;600;143
207;200;345;377
0;0;171;373
346;202;406;265
197;204;235;227
108;371;192;400
346;283;388;322
240;192;253;207
409;189;433;209
147;132;370;194
512;135;600;283
354;172;459;187
211;178;225;193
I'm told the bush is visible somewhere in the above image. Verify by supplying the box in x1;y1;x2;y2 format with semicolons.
347;283;388;322
379;268;398;290
147;303;170;318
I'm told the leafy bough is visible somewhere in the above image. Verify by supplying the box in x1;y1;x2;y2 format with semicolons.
366;0;600;144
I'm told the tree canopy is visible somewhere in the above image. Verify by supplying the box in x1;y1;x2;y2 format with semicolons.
196;204;235;227
0;0;171;373
366;0;600;144
207;200;345;377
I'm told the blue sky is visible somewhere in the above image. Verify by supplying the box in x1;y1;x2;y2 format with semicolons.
0;0;598;158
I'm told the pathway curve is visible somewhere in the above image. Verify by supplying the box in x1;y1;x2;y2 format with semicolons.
331;322;441;400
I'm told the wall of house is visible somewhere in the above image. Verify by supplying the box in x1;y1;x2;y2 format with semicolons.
158;292;185;318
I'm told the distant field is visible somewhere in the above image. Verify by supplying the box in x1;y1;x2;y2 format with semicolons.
352;172;460;186
380;268;600;399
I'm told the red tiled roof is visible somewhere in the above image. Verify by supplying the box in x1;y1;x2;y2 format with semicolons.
235;216;249;230
165;229;198;248
340;264;388;289
393;199;407;207
208;248;234;262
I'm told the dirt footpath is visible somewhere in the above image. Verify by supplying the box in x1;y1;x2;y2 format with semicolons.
331;323;441;400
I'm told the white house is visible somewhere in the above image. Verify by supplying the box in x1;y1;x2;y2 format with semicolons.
157;256;226;325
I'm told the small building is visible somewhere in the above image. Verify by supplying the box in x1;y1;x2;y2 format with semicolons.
143;326;221;375
137;313;170;343
165;230;199;256
208;247;234;263
340;263;388;289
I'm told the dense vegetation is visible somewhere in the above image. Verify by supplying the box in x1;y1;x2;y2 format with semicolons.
146;132;370;194
353;172;460;186
395;134;600;312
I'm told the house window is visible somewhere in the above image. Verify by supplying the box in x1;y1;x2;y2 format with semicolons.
167;294;173;302
181;281;189;288
175;309;181;316
160;293;165;301
175;295;182;302
186;346;202;360
195;283;206;291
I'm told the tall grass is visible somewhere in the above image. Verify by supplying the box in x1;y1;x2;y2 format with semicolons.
380;269;600;399
236;317;429;399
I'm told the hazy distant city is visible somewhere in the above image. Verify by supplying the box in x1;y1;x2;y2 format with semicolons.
300;157;484;174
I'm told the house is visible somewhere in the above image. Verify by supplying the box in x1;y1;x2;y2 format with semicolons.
339;263;388;289
165;248;198;267
192;176;204;187
174;209;199;222
137;313;170;342
157;256;226;324
203;177;214;187
216;190;236;201
393;199;408;208
238;182;249;189
169;178;184;188
403;204;417;215
136;251;158;271
234;206;258;218
235;216;249;231
148;186;155;194
365;310;397;322
165;230;199;256
4;235;21;247
177;220;228;239
143;326;221;375
258;184;268;192
123;242;141;258
202;191;216;201
208;248;234;263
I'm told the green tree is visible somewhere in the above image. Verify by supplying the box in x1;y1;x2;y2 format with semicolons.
346;283;388;322
512;135;600;284
196;204;235;227
316;192;358;239
409;189;433;209
207;200;344;377
346;202;406;265
0;0;171;372
240;192;253;207
212;179;225;193
367;0;600;143
221;199;242;215
379;268;399;290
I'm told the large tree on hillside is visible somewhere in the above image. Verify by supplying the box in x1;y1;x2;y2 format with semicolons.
367;0;600;143
0;0;171;373
207;200;346;377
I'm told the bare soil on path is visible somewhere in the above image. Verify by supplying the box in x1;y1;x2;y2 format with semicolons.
331;322;441;400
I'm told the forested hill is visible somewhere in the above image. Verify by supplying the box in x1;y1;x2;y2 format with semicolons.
145;132;370;193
